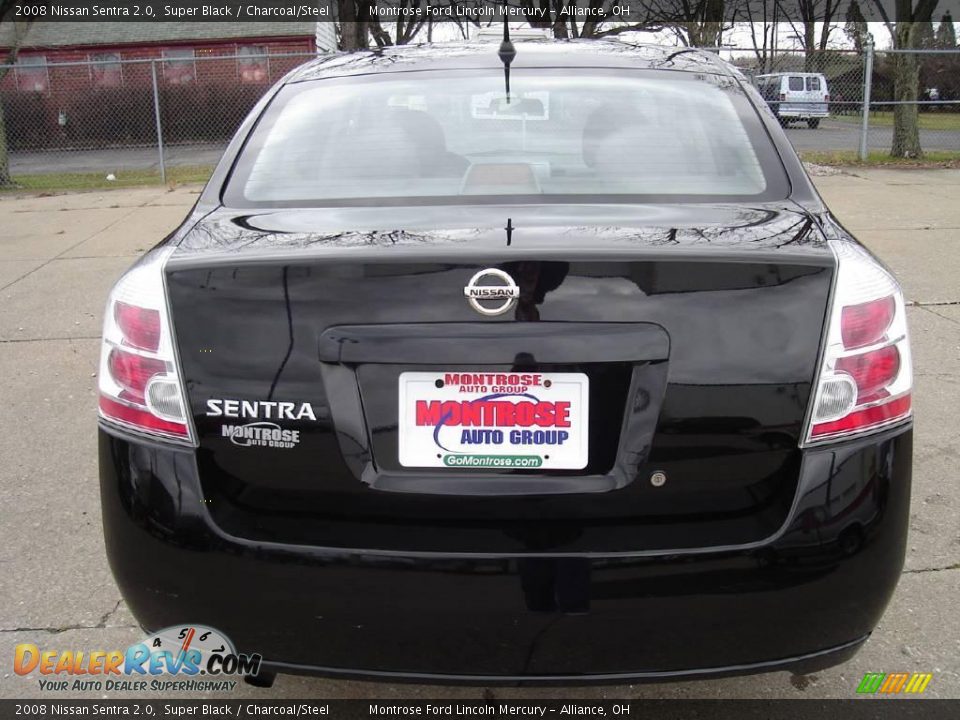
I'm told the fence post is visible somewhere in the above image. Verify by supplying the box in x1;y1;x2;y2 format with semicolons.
150;60;166;184
859;34;874;162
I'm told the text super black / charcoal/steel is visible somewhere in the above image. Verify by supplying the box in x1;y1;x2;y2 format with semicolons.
97;38;913;685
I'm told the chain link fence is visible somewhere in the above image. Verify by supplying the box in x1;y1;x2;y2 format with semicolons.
864;46;960;157
2;45;959;184
1;50;317;182
735;47;866;140
735;44;960;159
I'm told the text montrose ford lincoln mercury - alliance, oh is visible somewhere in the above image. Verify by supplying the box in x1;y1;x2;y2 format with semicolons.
98;38;913;685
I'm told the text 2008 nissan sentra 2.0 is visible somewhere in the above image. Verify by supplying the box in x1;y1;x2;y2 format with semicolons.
98;39;913;685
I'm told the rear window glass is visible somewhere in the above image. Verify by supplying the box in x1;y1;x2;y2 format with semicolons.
806;77;822;91
788;77;805;91
226;69;784;207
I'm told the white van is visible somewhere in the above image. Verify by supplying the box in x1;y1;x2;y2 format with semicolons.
755;73;830;128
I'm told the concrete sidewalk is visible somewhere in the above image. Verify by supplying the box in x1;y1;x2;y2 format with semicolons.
1;170;958;700
10;144;227;176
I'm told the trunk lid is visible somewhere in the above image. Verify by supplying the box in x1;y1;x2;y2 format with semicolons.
166;202;833;554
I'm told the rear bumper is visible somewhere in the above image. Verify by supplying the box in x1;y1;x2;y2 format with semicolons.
780;112;830;120
99;424;911;683
778;109;830;119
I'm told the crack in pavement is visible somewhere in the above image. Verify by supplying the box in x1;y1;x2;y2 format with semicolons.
9;204;170;214
53;255;143;260
907;300;960;308
916;305;960;327
0;201;157;293
845;226;960;232
0;336;100;344
903;562;960;575
0;600;133;635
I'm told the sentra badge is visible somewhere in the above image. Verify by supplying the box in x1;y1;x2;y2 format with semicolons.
464;268;519;316
206;398;317;421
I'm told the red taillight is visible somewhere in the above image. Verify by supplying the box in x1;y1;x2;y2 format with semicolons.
841;296;895;349
811;395;911;438
824;94;830;101
804;242;911;445
779;93;786;101
99;248;192;443
107;348;166;402
114;301;161;352
99;396;190;437
835;346;901;403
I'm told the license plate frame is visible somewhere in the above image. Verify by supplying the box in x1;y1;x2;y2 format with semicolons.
398;371;589;470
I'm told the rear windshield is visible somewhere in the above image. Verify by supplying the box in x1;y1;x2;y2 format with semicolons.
788;77;805;91
806;76;822;91
225;69;786;207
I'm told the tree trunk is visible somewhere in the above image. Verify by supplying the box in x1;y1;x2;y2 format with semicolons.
0;15;36;187
0;96;11;187
891;22;923;157
704;22;722;47
337;3;369;50
0;34;19;188
339;22;369;50
803;20;816;71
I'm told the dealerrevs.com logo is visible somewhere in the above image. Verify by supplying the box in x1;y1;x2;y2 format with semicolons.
14;625;262;692
857;672;933;695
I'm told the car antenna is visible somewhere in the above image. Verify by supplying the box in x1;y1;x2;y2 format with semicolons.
498;15;516;104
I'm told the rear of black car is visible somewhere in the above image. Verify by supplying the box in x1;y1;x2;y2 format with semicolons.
98;42;912;682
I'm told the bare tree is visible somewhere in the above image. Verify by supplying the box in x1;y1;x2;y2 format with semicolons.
844;0;869;53
663;0;730;48
935;11;956;46
337;1;477;49
0;0;31;187
915;17;936;47
520;0;670;39
740;0;779;71
336;1;373;49
777;0;843;71
871;0;940;157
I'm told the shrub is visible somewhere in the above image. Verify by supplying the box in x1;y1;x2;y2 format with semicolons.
159;83;266;144
1;81;269;152
0;92;50;151
62;87;158;147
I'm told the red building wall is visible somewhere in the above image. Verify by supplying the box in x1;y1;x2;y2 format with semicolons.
0;37;317;151
1;36;315;93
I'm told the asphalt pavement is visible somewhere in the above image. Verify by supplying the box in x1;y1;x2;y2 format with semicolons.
0;169;958;700
786;119;960;153
7;120;959;176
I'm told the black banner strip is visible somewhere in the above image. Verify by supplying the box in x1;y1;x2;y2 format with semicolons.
2;699;960;720
3;1;960;24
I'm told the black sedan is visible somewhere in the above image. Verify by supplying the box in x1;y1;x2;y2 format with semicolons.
98;39;913;685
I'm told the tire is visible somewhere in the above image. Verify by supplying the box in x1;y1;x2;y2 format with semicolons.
807;119;821;129
244;670;277;688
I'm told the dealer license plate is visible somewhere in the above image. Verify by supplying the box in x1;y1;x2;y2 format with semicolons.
398;371;589;470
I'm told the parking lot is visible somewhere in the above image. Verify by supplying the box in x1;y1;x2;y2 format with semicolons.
786;119;960;153
1;168;958;700
7;120;959;177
